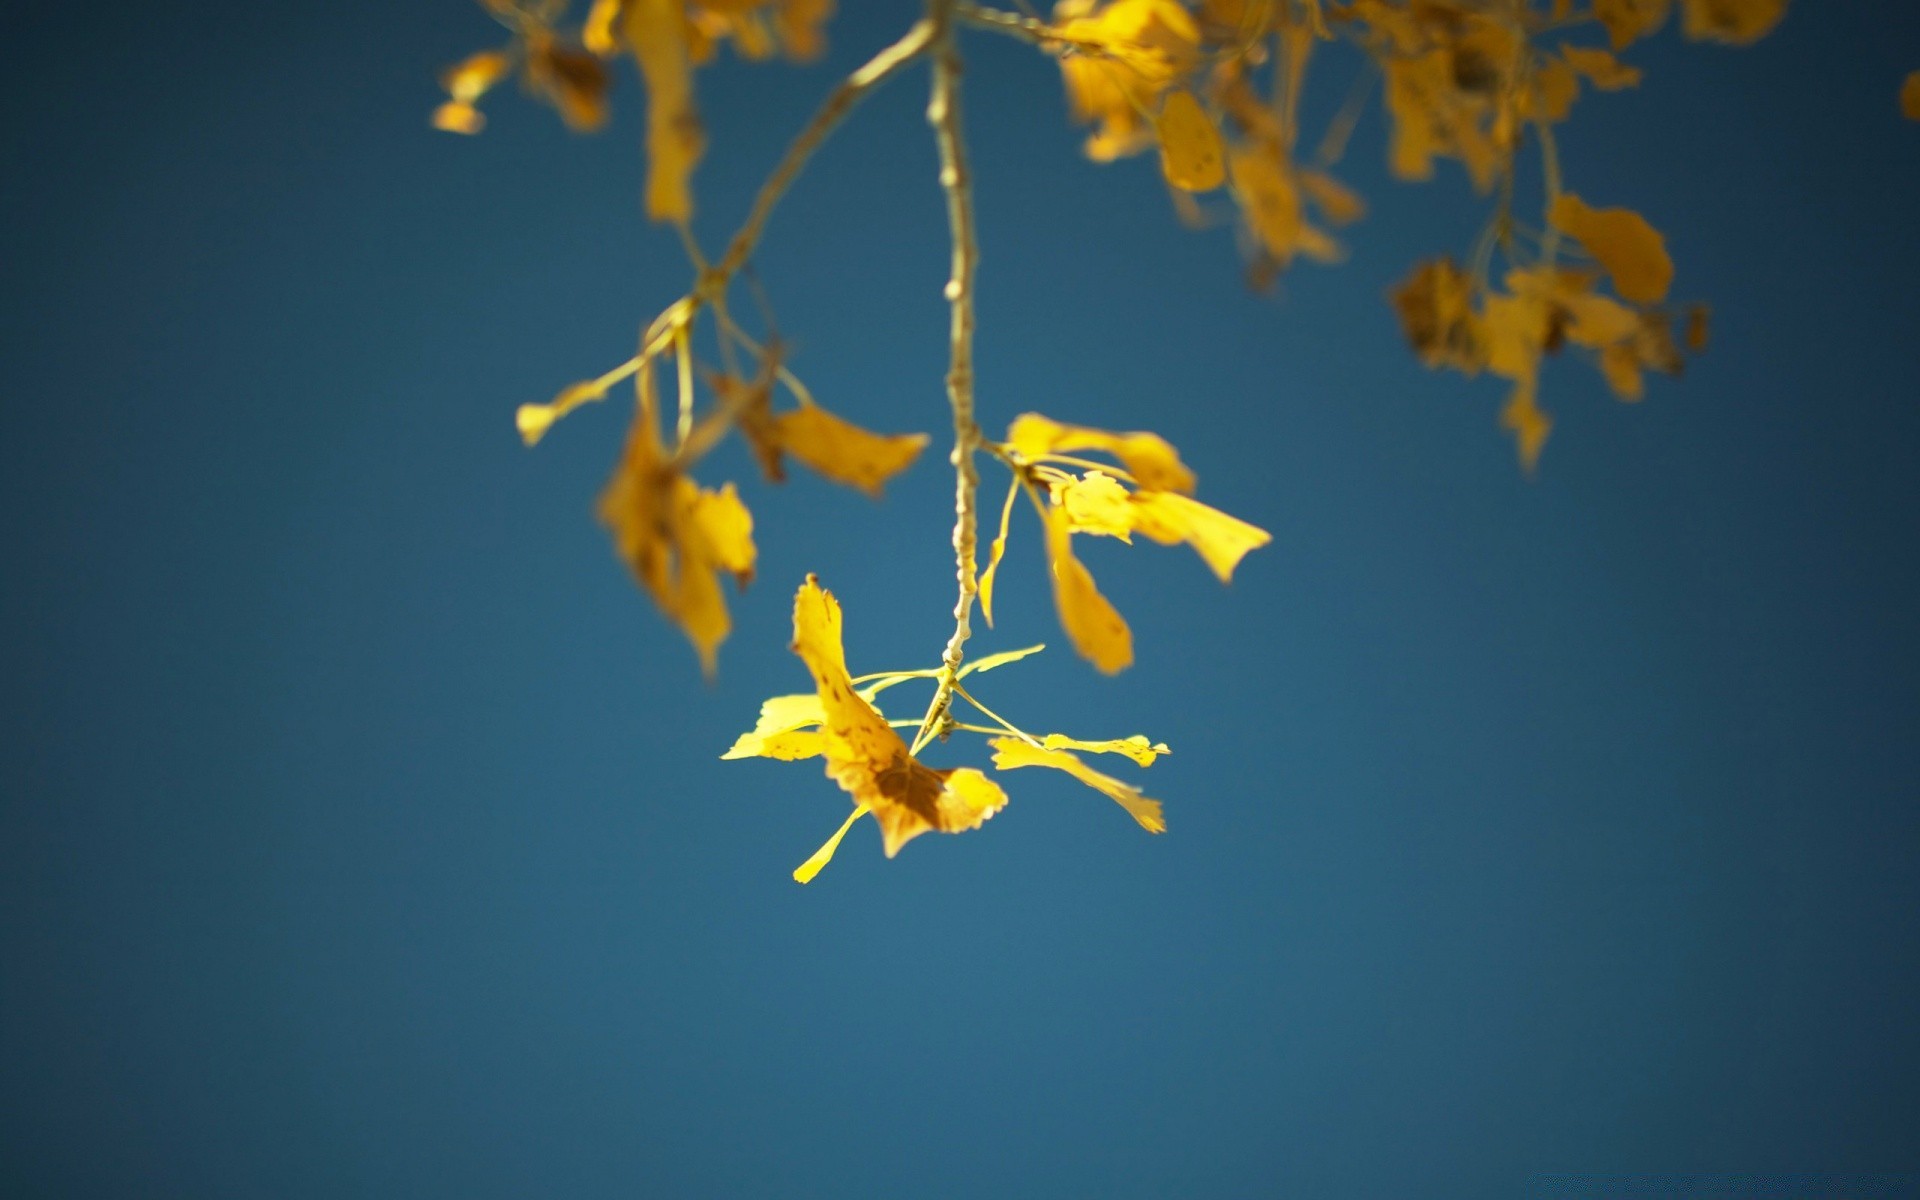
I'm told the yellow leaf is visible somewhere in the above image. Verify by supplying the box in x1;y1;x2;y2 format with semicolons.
626;0;705;222
584;0;625;55
1481;292;1550;383
1051;471;1135;540
1501;380;1553;473
1549;193;1674;305
978;472;1020;627
1561;293;1641;349
1592;0;1670;50
1903;71;1920;121
772;0;835;62
1392;258;1486;374
1127;490;1271;582
771;405;927;497
1299;169;1366;227
960;644;1046;677
1685;303;1711;352
1524;59;1580;123
722;692;829;759
440;50;512;103
1055;0;1203;162
526;34;611;131
1229;145;1339;266
790;577;1008;857
990;737;1165;833
432;101;486;135
1044;507;1132;674
1007;413;1196;493
721;729;826;761
1040;733;1170;767
1680;0;1786;45
1598;341;1645;402
599;407;756;674
1561;43;1643;89
1155;90;1226;192
792;803;865;885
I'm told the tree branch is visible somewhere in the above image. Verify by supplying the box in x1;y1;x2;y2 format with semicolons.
711;19;937;285
911;0;984;756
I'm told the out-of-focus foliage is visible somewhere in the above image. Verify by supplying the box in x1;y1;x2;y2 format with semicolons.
433;0;1786;880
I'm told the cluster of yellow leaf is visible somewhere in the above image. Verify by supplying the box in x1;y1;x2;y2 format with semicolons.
724;578;1171;882
433;10;609;136
432;0;1799;882
436;0;832;220
1034;0;1781;464
1391;194;1706;469
517;297;925;673
979;414;1271;673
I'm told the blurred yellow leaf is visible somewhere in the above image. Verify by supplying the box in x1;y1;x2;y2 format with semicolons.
1500;380;1553;473
1561;44;1643;90
1593;0;1670;50
1156;90;1226;192
766;405;928;497
1680;0;1786;45
626;0;705;221
1903;71;1920;121
1549;193;1673;304
526;33;611;131
599;401;756;674
1392;258;1486;374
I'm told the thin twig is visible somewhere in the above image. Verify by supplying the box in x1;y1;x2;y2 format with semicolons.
712;20;937;284
911;0;984;757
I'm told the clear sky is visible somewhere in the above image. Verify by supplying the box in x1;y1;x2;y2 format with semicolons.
4;2;1919;1196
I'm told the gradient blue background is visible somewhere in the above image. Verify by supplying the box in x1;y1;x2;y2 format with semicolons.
4;2;1918;1196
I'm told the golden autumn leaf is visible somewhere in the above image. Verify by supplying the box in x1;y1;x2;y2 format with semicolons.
433;49;512;134
1561;43;1643;90
1156;90;1226;192
1680;0;1786;45
626;0;705;222
1039;733;1169;767
1229;144;1340;268
598;398;756;674
1299;169;1366;227
1500;380;1553;473
730;371;927;495
790;577;1007;861
721;693;827;760
1007;413;1196;493
1054;0;1204;161
1685;303;1712;352
1050;471;1136;541
1392;257;1486;374
526;33;612;131
1549;193;1674;305
1593;0;1671;50
1045;505;1133;674
990;737;1165;833
1127;490;1271;582
1903;72;1920;121
765;405;928;497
